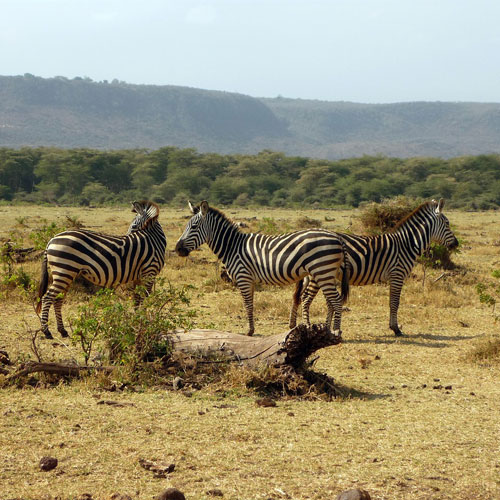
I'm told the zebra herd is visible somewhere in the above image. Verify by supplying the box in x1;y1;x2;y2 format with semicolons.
36;198;458;340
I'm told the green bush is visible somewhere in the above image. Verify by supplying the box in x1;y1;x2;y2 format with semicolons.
70;280;196;368
29;221;67;250
0;238;34;293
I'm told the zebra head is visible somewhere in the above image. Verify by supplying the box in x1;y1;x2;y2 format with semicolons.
175;200;211;257
430;199;459;249
127;200;160;234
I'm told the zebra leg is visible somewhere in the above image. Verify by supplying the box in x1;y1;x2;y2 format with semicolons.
39;274;75;339
54;296;69;337
133;277;155;307
302;279;320;327
389;279;404;336
39;292;55;339
237;280;255;336
319;285;343;335
289;279;303;329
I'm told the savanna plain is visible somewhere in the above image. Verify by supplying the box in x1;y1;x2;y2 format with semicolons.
0;204;499;500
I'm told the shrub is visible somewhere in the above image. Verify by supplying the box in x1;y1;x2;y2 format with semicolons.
295;216;322;229
358;196;421;234
70;280;196;368
476;270;500;319
29;221;67;250
467;336;500;364
0;238;34;293
256;217;290;234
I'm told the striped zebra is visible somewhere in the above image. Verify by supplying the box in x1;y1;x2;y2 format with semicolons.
36;201;166;339
289;199;458;336
175;201;350;336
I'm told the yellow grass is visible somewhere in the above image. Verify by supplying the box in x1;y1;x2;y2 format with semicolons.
1;204;499;500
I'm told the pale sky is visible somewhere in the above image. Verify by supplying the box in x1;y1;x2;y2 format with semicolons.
1;0;500;103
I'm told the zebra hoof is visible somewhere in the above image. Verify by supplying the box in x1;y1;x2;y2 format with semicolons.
394;330;404;337
333;329;343;338
59;328;69;338
43;329;54;340
247;330;254;337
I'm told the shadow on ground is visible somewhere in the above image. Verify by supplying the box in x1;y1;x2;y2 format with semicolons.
343;331;480;348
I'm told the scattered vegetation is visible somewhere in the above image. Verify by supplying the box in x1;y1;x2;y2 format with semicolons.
476;269;500;319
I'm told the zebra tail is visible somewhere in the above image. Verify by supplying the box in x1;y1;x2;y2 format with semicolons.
35;251;49;315
340;241;351;305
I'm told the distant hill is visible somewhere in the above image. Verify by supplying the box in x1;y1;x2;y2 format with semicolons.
1;74;500;158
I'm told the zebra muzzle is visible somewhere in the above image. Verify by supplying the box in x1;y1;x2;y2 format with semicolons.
175;242;190;257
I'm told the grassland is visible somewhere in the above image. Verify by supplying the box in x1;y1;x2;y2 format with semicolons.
0;204;499;500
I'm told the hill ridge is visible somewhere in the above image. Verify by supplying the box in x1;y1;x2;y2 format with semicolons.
1;74;500;158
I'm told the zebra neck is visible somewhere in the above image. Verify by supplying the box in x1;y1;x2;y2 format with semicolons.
206;218;243;263
395;217;431;257
148;222;167;249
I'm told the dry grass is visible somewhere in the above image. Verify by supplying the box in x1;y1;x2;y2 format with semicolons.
1;204;500;499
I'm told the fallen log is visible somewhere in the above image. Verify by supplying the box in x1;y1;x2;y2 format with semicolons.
3;324;339;382
171;323;341;368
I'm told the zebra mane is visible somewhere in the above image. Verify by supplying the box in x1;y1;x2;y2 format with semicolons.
203;205;242;232
132;200;160;228
392;201;436;231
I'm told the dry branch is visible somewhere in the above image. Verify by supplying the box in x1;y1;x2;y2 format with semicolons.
4;361;114;381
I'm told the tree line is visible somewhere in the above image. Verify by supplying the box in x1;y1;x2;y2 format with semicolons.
0;146;499;209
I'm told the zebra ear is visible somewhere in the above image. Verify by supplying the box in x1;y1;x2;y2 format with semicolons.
145;202;160;222
188;200;197;214
131;201;142;213
200;200;209;216
437;198;445;213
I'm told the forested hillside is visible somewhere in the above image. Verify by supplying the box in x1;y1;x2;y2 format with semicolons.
1;146;499;209
2;74;500;158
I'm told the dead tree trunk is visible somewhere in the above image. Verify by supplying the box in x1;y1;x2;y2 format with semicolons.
171;324;341;368
2;325;339;382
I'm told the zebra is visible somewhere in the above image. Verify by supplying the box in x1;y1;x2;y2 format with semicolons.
175;201;350;336
35;200;167;339
289;199;458;336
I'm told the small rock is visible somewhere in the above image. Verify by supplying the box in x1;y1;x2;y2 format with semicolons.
39;456;58;471
156;488;186;500
207;489;224;497
336;489;371;500
256;397;276;407
173;377;184;391
445;385;452;390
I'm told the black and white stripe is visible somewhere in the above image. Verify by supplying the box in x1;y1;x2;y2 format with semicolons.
36;201;166;339
290;199;458;336
175;201;349;336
